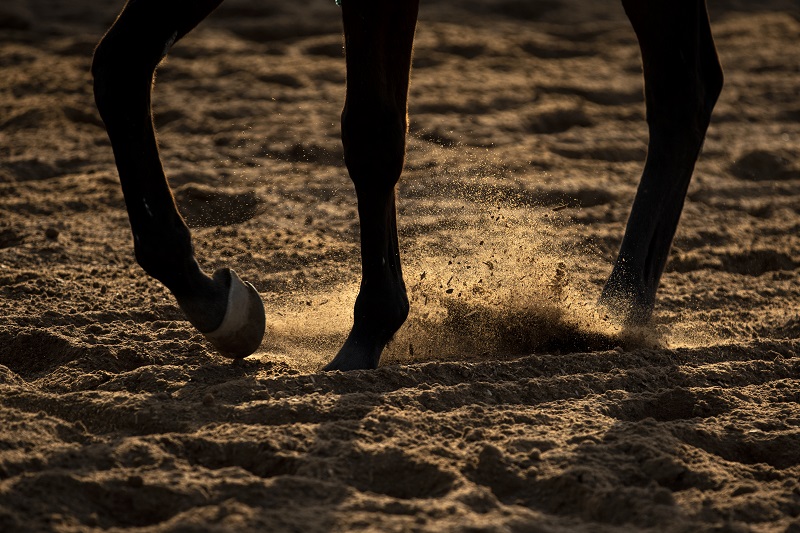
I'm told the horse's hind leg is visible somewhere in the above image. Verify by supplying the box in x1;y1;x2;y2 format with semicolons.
92;0;265;357
601;0;723;323
323;0;420;371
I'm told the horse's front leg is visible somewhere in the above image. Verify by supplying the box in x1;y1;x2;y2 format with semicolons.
323;0;420;371
92;0;265;358
601;0;724;323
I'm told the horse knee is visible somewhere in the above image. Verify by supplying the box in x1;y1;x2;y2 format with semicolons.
341;104;407;190
92;21;177;109
93;42;151;124
91;37;123;115
700;46;723;117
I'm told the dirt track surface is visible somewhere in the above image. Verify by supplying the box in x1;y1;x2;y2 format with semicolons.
1;0;799;531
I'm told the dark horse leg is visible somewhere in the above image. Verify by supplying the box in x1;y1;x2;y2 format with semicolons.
600;0;723;322
323;0;420;370
92;0;265;358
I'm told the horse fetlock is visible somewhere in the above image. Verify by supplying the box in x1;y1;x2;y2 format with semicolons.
324;286;408;371
132;230;195;290
353;283;410;340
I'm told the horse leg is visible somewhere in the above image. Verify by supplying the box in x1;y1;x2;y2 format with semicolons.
323;0;420;371
92;0;265;358
600;0;723;323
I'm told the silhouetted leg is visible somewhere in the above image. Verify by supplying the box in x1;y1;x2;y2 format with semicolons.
600;0;723;323
92;0;265;357
323;0;419;371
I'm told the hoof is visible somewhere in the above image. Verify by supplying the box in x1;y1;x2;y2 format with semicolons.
597;290;653;326
202;269;266;359
322;344;380;372
321;325;386;372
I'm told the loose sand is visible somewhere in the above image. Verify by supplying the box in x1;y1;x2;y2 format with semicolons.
0;0;798;531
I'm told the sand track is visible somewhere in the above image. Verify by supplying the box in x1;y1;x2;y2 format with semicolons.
1;0;799;531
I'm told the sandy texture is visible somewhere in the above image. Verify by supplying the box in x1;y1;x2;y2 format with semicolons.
1;0;799;530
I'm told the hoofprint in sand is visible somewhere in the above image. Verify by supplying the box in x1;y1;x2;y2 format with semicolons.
0;0;798;531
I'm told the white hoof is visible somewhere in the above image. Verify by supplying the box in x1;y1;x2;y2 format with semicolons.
203;269;266;359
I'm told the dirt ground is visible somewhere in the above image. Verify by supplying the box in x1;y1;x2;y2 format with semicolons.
0;0;799;531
